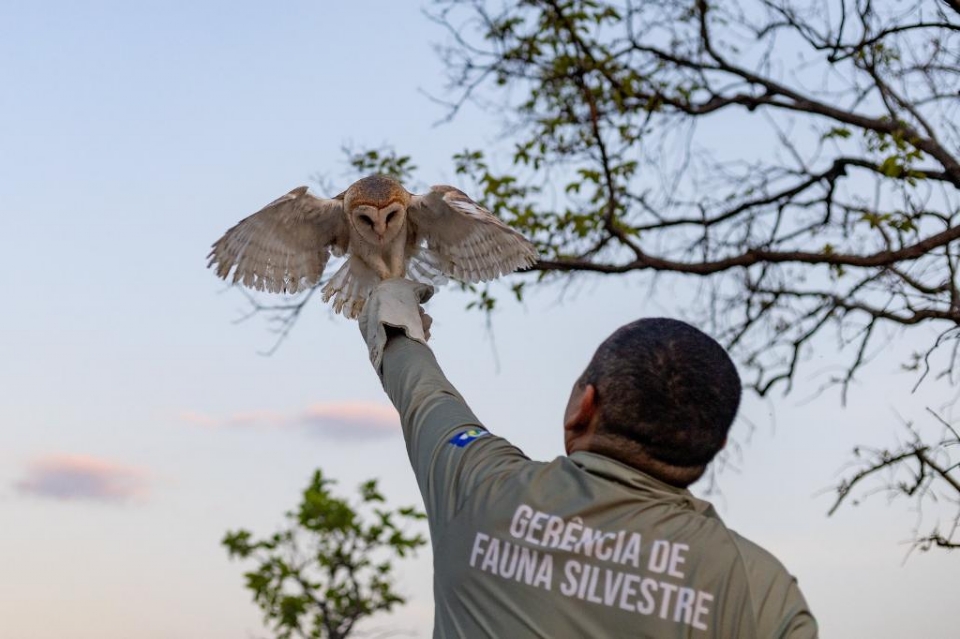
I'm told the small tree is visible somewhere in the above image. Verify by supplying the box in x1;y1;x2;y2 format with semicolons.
223;469;427;639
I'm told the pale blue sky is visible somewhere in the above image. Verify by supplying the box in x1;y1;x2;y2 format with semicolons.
0;2;956;638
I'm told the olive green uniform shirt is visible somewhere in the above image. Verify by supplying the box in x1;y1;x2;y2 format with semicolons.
381;337;817;638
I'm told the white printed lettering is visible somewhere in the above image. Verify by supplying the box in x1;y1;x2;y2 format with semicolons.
585;565;603;604
516;546;538;584
603;568;625;606
481;537;500;573
468;510;714;633
595;532;616;561
470;532;489;568
532;553;553;590
648;539;670;573
693;591;713;630
575;526;603;557
621;533;642;568
526;512;548;544
499;542;519;579
619;574;640;612
668;542;689;578
637;577;658;614
560;559;581;596
577;562;591;599
509;504;533;538
612;531;625;563
559;518;581;552
658;582;679;620
543;515;564;548
674;586;696;624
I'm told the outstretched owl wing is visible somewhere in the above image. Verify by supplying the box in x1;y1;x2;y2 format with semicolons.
406;185;538;283
208;186;349;294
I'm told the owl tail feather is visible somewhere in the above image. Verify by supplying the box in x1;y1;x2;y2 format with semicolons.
406;249;450;288
321;258;380;319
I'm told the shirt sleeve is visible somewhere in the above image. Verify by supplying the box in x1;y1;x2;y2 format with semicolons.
731;531;818;638
751;561;818;639
380;336;529;532
780;607;818;638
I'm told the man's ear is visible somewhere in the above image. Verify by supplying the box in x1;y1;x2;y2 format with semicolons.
564;384;598;435
563;384;601;456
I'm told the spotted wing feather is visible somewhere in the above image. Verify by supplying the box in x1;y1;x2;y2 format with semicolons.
207;187;348;294
406;185;538;283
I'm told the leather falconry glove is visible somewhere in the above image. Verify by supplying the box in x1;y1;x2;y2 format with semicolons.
358;278;434;373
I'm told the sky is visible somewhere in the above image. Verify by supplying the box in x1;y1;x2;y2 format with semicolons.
0;1;957;638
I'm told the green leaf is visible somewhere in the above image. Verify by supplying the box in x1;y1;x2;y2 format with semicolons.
821;127;852;140
879;155;903;177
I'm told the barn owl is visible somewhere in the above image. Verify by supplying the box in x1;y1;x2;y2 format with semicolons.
208;174;539;318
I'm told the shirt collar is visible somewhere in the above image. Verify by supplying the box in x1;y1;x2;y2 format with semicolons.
569;451;720;518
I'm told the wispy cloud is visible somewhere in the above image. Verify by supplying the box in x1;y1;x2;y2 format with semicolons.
181;402;400;441
15;454;149;504
298;403;400;439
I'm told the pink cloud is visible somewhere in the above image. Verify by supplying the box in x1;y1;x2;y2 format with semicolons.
180;402;399;440
297;403;399;440
178;410;220;428
15;454;149;504
179;409;287;429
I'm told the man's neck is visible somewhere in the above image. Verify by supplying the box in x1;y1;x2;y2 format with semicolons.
579;435;706;488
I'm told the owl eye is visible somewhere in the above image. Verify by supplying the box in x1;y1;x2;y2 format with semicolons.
359;214;374;227
385;210;398;224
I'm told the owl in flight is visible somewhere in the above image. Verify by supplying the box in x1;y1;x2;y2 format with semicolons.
208;174;539;318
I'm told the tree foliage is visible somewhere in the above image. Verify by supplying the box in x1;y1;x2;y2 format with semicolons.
429;0;960;399
223;470;426;639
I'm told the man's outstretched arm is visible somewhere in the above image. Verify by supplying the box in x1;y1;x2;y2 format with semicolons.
359;280;528;531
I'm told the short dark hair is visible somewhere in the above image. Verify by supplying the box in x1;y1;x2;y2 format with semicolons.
581;318;741;467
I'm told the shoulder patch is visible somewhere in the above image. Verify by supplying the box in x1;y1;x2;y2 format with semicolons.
448;428;490;448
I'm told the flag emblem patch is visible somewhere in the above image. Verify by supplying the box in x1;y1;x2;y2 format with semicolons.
448;428;489;448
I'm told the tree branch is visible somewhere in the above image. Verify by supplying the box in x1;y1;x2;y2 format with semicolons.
534;222;960;274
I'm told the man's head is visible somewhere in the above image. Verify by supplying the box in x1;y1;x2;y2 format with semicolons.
563;318;741;487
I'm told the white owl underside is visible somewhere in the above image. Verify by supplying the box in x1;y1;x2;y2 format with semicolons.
321;250;450;318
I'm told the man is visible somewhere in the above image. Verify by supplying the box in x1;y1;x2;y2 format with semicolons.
359;279;817;638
